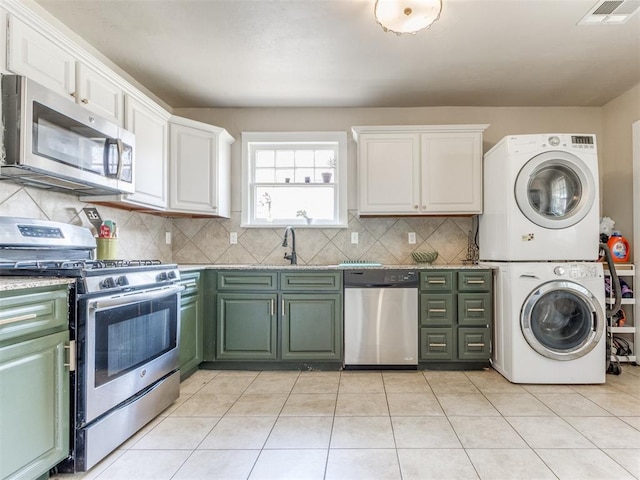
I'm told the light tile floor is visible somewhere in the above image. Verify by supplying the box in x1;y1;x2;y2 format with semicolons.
52;366;640;480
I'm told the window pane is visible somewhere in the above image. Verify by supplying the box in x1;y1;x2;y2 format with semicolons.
255;168;275;183
276;169;295;183
315;150;335;169
255;150;275;168
256;186;335;221
295;168;315;183
276;150;294;167
295;150;314;167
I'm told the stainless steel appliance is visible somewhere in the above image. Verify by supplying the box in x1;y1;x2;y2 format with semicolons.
344;269;418;367
1;75;135;195
0;217;181;472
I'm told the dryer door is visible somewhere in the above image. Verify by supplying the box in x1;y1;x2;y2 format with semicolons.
515;151;596;229
521;280;604;360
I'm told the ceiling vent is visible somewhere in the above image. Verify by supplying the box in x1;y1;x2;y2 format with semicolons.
578;0;640;24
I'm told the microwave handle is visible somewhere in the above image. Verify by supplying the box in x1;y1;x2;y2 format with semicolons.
116;138;124;180
103;138;118;178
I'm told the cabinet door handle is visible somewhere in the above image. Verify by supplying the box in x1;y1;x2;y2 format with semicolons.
0;312;37;326
468;308;485;312
281;299;285;315
429;343;447;347
64;340;76;372
466;280;485;284
81;98;89;104
467;343;485;347
429;308;447;313
428;279;446;284
271;299;275;316
414;205;419;209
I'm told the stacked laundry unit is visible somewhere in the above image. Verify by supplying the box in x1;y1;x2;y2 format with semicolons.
480;134;606;384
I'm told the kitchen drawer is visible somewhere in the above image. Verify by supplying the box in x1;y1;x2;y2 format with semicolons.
458;327;491;360
217;271;278;291
280;271;342;291
420;271;454;291
420;327;453;360
178;271;201;297
420;294;454;326
458;271;492;291
457;293;492;326
0;285;69;345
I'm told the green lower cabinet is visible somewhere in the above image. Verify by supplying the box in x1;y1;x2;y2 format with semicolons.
458;293;492;326
179;272;203;378
0;330;70;480
216;293;277;360
281;294;342;361
420;328;453;360
458;327;491;360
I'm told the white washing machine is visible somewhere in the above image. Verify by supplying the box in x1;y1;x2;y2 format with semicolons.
480;133;600;261
485;261;606;384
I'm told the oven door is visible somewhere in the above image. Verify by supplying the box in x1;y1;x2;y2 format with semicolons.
80;284;182;424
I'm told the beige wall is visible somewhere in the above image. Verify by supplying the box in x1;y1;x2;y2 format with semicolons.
602;83;640;256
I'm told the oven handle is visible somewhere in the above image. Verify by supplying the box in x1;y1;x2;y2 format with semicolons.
88;284;185;311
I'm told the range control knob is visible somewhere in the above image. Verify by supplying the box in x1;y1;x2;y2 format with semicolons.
116;275;129;286
100;277;116;289
156;271;169;282
167;270;177;279
553;266;565;276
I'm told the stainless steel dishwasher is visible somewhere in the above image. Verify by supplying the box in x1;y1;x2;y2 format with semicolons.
344;269;419;367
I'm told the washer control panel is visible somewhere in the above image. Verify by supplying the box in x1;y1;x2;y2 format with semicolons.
553;263;600;279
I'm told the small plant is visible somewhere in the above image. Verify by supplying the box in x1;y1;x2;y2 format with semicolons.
296;209;311;224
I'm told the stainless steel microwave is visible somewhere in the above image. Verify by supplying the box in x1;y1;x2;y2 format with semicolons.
1;75;135;195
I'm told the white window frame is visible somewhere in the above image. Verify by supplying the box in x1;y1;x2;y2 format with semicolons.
241;131;348;227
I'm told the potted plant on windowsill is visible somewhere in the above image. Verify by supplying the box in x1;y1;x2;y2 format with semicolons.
296;210;312;224
321;156;336;183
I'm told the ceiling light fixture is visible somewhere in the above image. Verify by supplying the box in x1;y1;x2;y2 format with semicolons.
374;0;442;35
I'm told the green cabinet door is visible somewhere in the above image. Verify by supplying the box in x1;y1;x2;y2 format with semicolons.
179;272;203;378
458;327;491;360
0;330;70;480
281;293;342;361
420;328;454;360
216;293;277;360
420;294;455;326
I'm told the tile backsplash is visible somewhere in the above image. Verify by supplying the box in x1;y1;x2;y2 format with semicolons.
0;182;173;263
173;212;474;266
0;182;474;265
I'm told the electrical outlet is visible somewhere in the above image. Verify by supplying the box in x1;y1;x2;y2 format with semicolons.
408;232;416;244
165;232;172;245
230;232;238;244
351;232;359;244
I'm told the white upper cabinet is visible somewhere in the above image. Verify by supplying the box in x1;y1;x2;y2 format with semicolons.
7;15;76;99
353;125;489;215
75;63;124;125
7;15;124;125
124;95;169;209
168;116;234;217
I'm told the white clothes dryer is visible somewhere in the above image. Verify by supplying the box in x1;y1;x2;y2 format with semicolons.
484;261;606;384
480;134;599;261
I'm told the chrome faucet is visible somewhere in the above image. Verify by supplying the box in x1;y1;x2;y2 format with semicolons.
282;226;297;265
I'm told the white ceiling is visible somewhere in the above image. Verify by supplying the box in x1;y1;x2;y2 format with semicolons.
34;0;640;109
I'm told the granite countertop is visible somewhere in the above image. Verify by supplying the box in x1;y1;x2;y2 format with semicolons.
179;264;492;271
0;276;75;292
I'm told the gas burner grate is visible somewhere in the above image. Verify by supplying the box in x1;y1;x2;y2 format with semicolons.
12;259;92;270
96;259;162;268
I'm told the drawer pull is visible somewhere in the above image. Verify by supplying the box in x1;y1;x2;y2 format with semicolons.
467;343;485;347
467;308;485;313
0;313;38;326
428;308;447;313
428;279;446;284
181;281;198;288
429;343;447;347
64;341;76;372
466;280;485;284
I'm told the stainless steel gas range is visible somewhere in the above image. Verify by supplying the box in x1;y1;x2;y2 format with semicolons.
0;217;183;472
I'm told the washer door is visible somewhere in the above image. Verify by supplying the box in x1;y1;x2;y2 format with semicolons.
521;280;604;361
515;151;596;229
